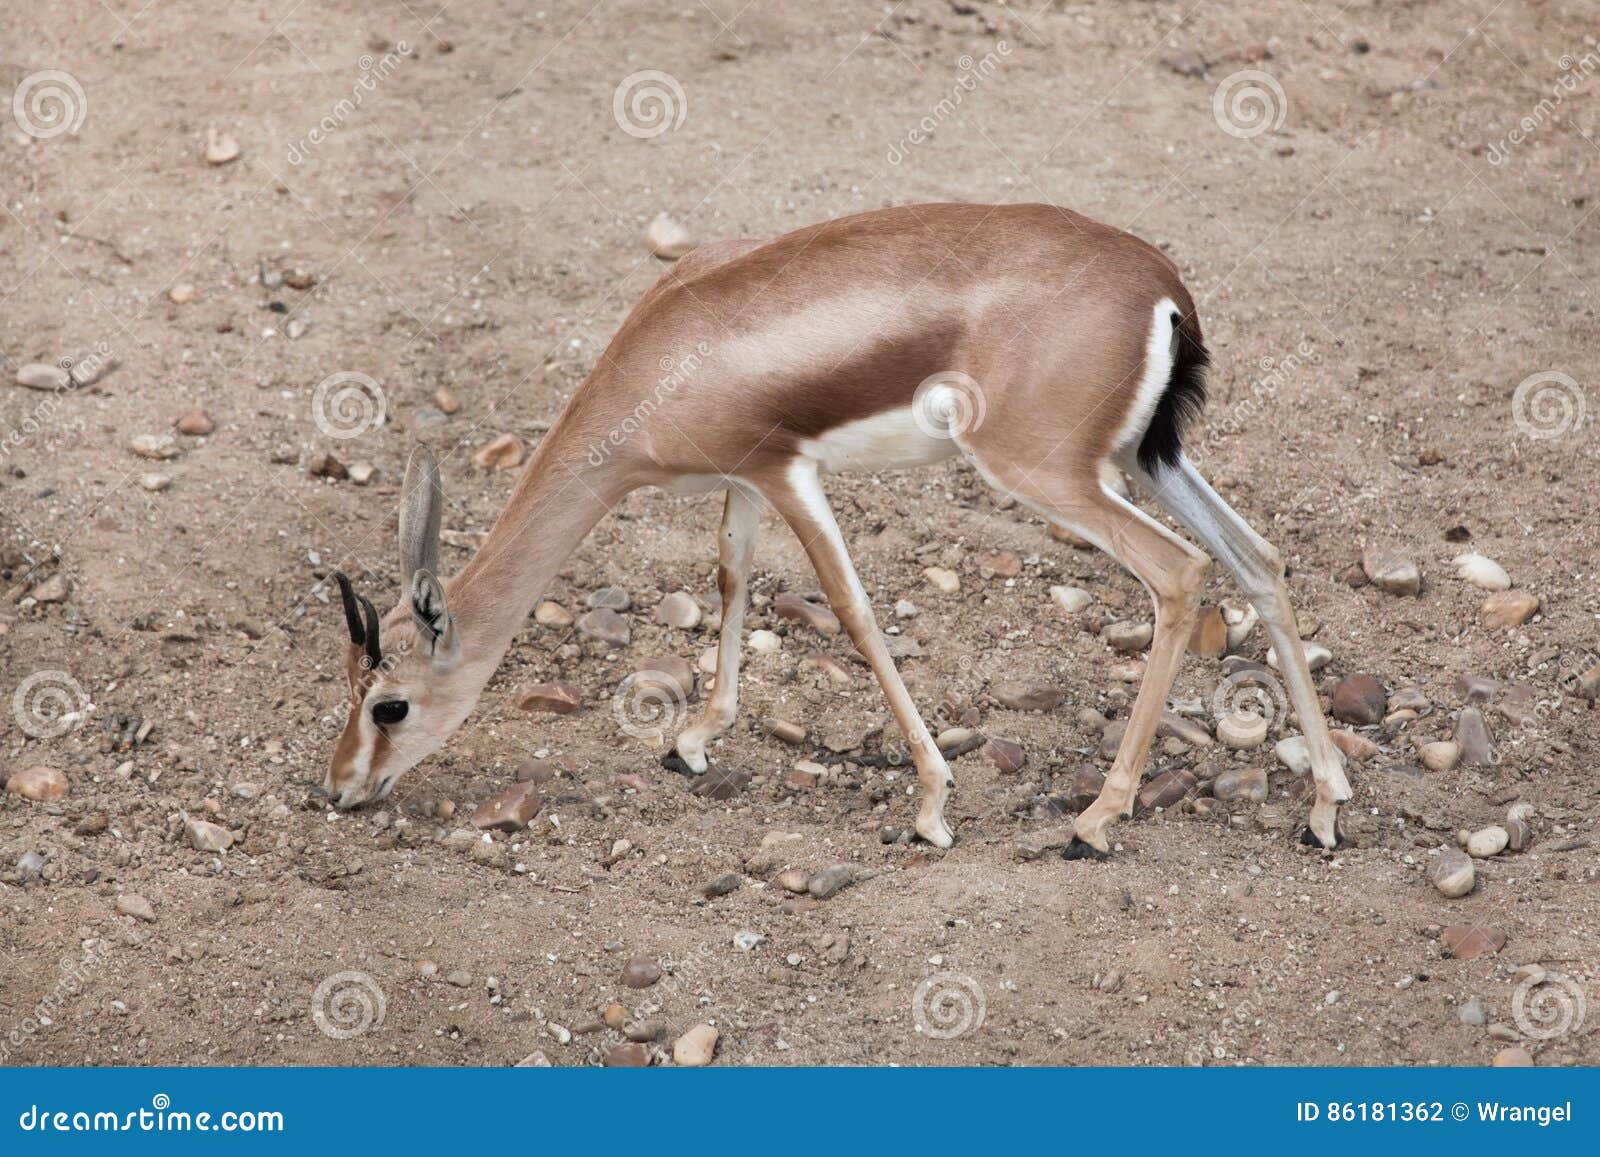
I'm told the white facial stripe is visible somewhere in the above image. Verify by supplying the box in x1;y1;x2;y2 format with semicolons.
1112;297;1179;455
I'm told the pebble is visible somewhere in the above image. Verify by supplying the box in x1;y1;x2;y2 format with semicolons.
621;957;662;988
1455;707;1494;765
116;894;156;922
603;1043;650;1067
602;1003;628;1030
1504;818;1532;852
577;608;630;647
1452;553;1511;591
1480;590;1539;629
922;566;960;595
176;409;214;436
1329;729;1378;761
990;680;1063;711
672;1023;718;1067
472;433;524;471
786;762;824;789
1102;620;1153;652
1188;605;1227;656
433;388;460;414
1429;847;1476;898
1137;768;1198;812
1267;642;1332;672
516;682;582;714
656;591;702;629
1212;766;1268;804
701;873;741;898
762;717;807;745
747;629;781;655
6;765;67;801
1217;710;1268;750
733;929;766;951
645;212;696;260
632;655;695;697
471;782;542;831
1457;997;1487;1026
1273;735;1310;773
689;767;751;799
139;473;172;492
1419;740;1461;773
347;461;376;486
445;969;472;988
1441;924;1506;961
515;1051;552;1067
774;592;840;635
1223;601;1259;650
1050;585;1092;614
15;363;70;391
1506;801;1535;823
776;869;810;894
1361;546;1421;595
534;601;573;627
130;433;178;460
203;127;241;164
1466;825;1509;858
894;599;919;619
1492;1047;1534;1067
808;863;856;899
588;586;632;611
1332;673;1387;725
17;851;45;883
984;737;1026;773
185;816;234;852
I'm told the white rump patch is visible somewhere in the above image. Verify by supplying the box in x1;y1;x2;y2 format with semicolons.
1112;298;1180;456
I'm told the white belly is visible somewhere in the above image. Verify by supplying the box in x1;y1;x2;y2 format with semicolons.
798;406;961;474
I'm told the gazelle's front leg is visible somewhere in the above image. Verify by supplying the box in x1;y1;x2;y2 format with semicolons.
757;458;954;848
674;483;761;773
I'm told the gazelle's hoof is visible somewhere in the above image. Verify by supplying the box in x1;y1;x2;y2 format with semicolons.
1301;799;1344;849
659;752;702;777
915;812;955;849
1062;836;1110;862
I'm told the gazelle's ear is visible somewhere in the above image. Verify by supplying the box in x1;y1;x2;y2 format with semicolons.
411;570;457;663
399;445;443;588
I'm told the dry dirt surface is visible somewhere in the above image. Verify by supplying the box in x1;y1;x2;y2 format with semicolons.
3;1;1599;1068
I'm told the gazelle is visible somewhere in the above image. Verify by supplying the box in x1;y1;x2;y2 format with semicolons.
325;202;1351;857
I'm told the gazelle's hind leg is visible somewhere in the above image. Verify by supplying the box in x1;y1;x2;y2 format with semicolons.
673;483;761;773
963;446;1210;856
1132;452;1351;848
757;457;955;848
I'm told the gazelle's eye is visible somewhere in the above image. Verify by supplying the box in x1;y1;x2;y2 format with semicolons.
371;699;409;726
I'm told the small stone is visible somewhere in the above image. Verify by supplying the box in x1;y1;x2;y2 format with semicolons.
1267;642;1332;672
1457;997;1487;1026
990;680;1063;712
894;599;919;619
1102;620;1153;652
534;601;573;628
432;388;460;414
1453;553;1511;591
516;683;582;714
632;655;695;698
1362;546;1421;595
1419;740;1461;773
1050;585;1092;615
1273;735;1311;773
799;650;850;683
1217;710;1268;750
621;957;662;988
176;409;214;436
923;566;960;595
984;737;1026;773
1492;1046;1534;1067
1466;825;1509;858
785;763;823;790
733;929;765;951
30;574;69;603
5;765;67;801
471;782;542;831
774;592;840;635
657;591;702;629
116;894;156;922
701;873;741;898
473;433;524;471
1504;818;1532;852
808;863;856;899
1480;590;1539;629
169;283;197;304
577;608;631;647
975;549;1022;579
602;1003;628;1030
1157;713;1213;747
1223;601;1259;650
139;473;171;492
185;816;234;852
1441;924;1506;961
762;717;807;745
307;453;345;479
1456;707;1494;766
1161;50;1207;77
347;461;376;486
1188;605;1227;656
515;1050;552;1067
1429;847;1476;898
1212;765;1268;804
1332;674;1387;725
645;212;696;260
672;1023;718;1067
1329;730;1378;761
689;767;751;799
777;869;810;894
203;126;241;164
1137;768;1199;813
604;1043;650;1067
1506;801;1535;823
15;363;70;391
16;851;45;883
130;433;178;460
588;586;631;611
1389;687;1431;712
1065;765;1105;811
746;629;781;655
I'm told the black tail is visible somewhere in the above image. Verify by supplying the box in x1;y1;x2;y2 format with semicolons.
1136;309;1209;474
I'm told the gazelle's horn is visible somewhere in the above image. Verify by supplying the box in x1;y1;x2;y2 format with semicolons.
333;572;365;646
358;594;382;670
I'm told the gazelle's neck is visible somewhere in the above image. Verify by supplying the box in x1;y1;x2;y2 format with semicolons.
446;423;628;678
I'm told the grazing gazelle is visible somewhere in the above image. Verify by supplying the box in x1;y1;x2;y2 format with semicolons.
325;202;1350;857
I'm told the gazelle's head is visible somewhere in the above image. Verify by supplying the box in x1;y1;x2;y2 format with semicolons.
323;447;472;808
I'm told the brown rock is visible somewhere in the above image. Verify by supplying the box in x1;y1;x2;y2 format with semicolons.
176;409;214;436
632;655;695;698
1189;604;1228;656
808;863;856;899
1332;674;1387;725
990;680;1063;712
603;1043;651;1067
656;591;702;629
1137;768;1198;813
1492;1046;1534;1067
1441;924;1505;961
774;592;841;636
1456;707;1494;766
762;717;807;745
471;782;542;831
516;682;582;714
30;574;69;603
621;957;662;988
1480;590;1539;629
473;433;524;472
432;387;460;414
673;1023;718;1066
1065;765;1105;811
5;765;67;801
975;550;1022;580
1362;546;1421;595
1212;766;1267;804
984;737;1026;773
800;651;853;685
1329;729;1379;761
602;1003;628;1030
690;767;751;800
577;608;631;648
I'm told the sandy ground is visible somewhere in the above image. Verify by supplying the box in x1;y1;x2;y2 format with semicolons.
3;0;1599;1067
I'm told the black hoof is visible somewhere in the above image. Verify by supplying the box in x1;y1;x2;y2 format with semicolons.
1297;825;1344;850
1062;837;1110;862
659;752;701;778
